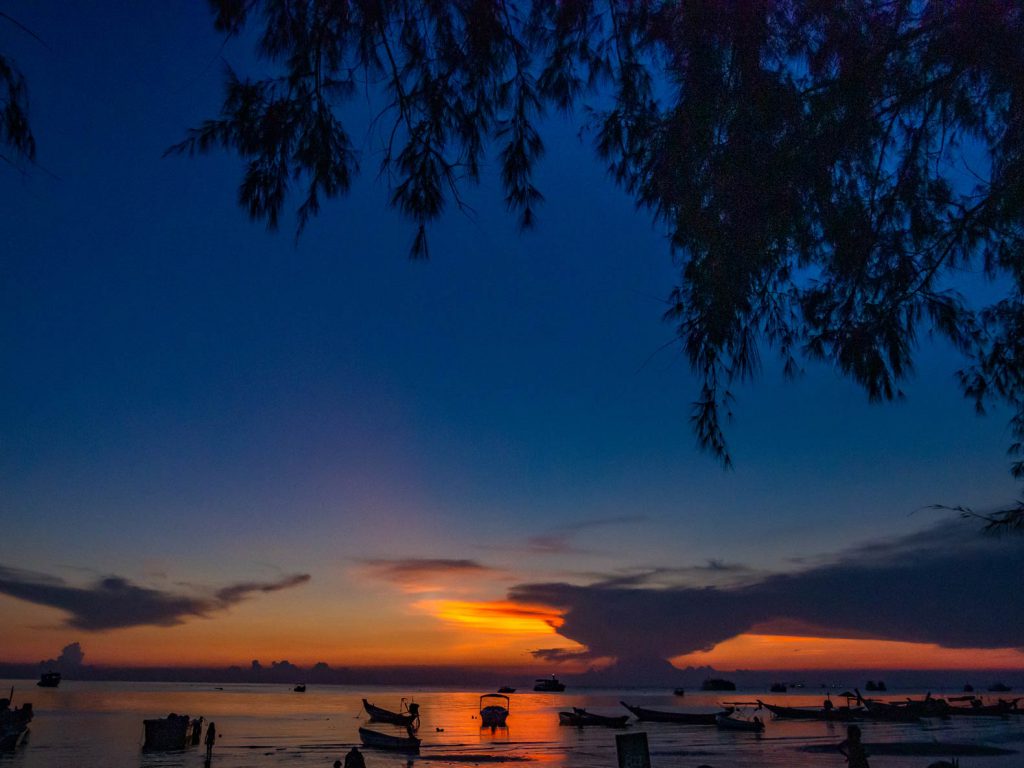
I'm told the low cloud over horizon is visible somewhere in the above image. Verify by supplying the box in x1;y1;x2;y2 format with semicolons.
509;519;1024;667
0;565;310;630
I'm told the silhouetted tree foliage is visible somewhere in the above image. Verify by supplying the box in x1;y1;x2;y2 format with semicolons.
0;14;36;169
174;0;1024;527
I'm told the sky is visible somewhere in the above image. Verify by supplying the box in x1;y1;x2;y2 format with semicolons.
1;2;1022;676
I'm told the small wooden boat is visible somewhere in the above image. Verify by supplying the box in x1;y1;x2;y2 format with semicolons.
362;698;420;727
480;694;510;727
757;700;863;721
620;701;732;725
559;711;584;726
358;726;420;752
533;676;566;692
570;707;629;727
36;673;61;689
0;702;33;751
497;686;516;694
293;684;306;692
715;713;765;732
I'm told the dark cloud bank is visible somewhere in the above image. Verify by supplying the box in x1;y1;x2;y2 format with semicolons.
0;565;310;630
513;520;1024;676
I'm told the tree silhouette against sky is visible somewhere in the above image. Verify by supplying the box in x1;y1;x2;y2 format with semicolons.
9;2;1024;529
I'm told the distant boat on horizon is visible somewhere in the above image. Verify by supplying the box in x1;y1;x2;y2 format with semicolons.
497;686;516;693
533;676;565;692
293;684;306;692
37;672;61;688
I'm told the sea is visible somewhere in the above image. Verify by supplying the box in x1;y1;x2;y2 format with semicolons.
2;681;1022;767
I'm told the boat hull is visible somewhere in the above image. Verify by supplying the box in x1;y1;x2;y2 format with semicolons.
362;699;418;727
620;701;728;725
358;727;420;752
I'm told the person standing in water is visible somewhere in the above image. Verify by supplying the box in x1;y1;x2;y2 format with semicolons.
838;724;869;768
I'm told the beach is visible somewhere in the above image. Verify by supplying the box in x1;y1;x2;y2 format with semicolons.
2;681;1021;767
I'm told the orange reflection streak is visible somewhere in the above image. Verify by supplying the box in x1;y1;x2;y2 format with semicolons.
414;599;564;634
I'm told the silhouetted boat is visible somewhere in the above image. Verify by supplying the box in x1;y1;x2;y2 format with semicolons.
989;682;1012;692
963;684;974;692
620;701;732;725
36;673;60;688
701;677;736;691
533;676;565;692
362;698;420;727
757;700;863;721
143;714;202;751
852;690;923;722
479;694;510;727
715;713;765;732
570;707;629;727
0;702;33;751
944;697;1018;717
769;682;787;693
497;686;516;693
358;726;420;752
673;687;686;696
293;684;306;692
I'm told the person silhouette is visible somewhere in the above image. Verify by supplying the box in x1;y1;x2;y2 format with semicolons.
838;724;869;768
344;746;367;768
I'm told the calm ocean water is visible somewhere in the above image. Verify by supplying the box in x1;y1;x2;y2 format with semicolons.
1;680;1022;767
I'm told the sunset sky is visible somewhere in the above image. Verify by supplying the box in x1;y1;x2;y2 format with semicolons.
2;2;1022;675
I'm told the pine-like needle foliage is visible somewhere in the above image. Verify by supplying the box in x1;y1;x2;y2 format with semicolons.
176;1;1024;528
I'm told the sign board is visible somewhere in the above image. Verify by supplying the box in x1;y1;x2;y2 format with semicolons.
615;731;651;768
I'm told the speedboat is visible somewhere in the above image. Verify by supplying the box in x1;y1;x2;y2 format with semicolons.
479;694;510;727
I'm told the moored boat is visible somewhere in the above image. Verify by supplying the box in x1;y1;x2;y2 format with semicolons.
480;694;510;727
570;707;629;727
533;676;566;692
673;687;686;696
715;713;765;732
358;726;420;752
497;686;516;693
620;701;732;725
293;684;306;692
362;698;420;727
0;702;33;751
36;673;60;689
757;699;864;721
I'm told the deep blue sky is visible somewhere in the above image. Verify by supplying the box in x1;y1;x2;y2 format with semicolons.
1;2;1019;667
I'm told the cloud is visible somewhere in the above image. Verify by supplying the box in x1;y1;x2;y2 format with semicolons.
508;519;1024;665
359;558;499;591
524;515;648;555
0;565;311;630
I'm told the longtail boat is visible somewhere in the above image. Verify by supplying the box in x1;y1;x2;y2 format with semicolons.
358;726;420;752
757;700;864;721
715;713;765;732
620;701;732;725
570;707;630;727
362;698;420;727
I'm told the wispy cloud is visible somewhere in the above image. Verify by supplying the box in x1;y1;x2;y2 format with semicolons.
508;519;1024;666
0;565;310;631
359;558;499;592
524;515;649;555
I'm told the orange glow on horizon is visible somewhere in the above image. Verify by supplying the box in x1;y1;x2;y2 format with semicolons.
673;633;1024;671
